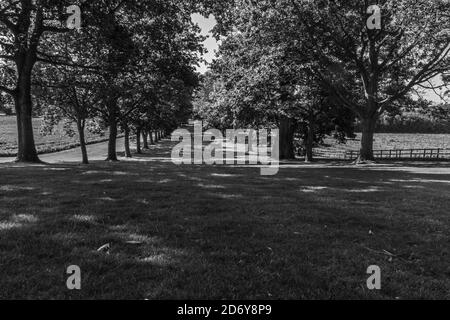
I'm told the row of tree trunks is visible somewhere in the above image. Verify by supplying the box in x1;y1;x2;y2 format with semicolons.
119;129;167;160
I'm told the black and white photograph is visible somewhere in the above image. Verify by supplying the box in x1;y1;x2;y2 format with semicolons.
0;0;449;305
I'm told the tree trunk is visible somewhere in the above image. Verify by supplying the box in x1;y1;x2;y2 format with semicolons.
279;117;296;160
142;130;149;149
149;130;154;145
14;70;40;163
106;110;118;161
305;123;314;163
124;126;132;158
358;116;376;162
76;118;89;164
136;127;142;154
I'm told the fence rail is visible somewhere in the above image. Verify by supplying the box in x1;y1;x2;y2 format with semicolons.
313;148;450;161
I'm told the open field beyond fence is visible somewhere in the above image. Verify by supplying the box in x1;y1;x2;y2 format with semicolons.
315;133;450;160
0;116;108;157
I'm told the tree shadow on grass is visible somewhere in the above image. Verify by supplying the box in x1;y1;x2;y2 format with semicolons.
0;140;449;299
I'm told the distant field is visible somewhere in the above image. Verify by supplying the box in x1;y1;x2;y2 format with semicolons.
0;116;107;157
315;133;450;158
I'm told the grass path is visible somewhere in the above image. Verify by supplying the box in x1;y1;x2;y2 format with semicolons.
0;138;449;299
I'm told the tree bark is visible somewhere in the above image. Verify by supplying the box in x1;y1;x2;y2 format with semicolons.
136;127;142;154
142;130;149;149
14;67;40;163
106;110;118;161
76;118;89;164
305;121;315;163
279;116;296;160
358;116;376;162
11;5;42;164
149;130;154;145
124;126;132;158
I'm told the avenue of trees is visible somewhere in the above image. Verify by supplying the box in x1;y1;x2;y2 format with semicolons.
195;0;450;161
0;0;207;163
1;0;449;164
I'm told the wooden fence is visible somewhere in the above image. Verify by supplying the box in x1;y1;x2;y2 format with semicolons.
344;148;450;160
313;148;450;161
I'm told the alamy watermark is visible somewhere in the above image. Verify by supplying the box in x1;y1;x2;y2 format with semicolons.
171;121;280;176
66;5;81;31
367;265;381;290
66;265;81;290
367;5;382;30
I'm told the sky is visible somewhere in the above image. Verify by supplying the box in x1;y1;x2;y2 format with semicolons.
191;14;446;103
191;13;219;74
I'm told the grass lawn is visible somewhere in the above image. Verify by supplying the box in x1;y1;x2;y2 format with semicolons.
0;116;108;157
0;140;449;299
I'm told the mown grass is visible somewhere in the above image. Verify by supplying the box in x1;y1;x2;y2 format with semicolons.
0;116;108;157
0;140;449;299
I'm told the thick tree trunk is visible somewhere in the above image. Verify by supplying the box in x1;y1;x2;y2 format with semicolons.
358;116;377;162
14;72;40;163
142;130;149;149
279;117;296;160
106;111;118;161
136;128;142;154
76;118;89;164
124;127;132;158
